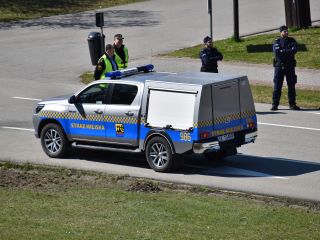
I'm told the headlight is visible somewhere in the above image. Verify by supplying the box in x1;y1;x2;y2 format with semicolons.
35;104;45;114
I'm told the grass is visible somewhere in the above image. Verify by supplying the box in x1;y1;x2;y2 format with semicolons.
80;72;320;109
0;0;146;22
164;27;320;69
0;162;320;239
251;84;320;109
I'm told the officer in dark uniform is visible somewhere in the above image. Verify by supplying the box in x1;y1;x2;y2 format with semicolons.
200;36;223;73
113;34;129;70
94;44;118;80
271;25;300;111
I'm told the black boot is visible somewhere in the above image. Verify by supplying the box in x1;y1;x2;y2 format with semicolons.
270;105;278;111
289;105;300;110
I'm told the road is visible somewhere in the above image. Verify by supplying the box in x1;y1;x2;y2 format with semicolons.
0;0;320;201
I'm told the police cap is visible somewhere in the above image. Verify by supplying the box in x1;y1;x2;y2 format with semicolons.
279;25;288;32
203;36;212;44
114;34;124;39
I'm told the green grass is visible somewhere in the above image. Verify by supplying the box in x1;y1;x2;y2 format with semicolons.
164;27;320;69
0;162;319;239
80;72;320;109
0;0;146;22
251;84;320;109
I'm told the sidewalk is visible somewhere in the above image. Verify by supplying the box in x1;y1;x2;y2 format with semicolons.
131;57;320;90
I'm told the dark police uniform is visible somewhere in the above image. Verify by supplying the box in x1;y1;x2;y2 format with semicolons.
272;35;298;109
200;47;223;73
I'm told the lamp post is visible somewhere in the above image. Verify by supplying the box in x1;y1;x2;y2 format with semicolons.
233;0;240;41
208;0;213;39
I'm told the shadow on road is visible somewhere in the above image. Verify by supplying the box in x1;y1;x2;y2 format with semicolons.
68;147;320;178
0;10;160;30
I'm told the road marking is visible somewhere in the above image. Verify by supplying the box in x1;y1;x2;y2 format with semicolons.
1;126;34;132
307;112;320;115
213;166;288;179
12;97;41;101
258;122;320;131
186;164;288;179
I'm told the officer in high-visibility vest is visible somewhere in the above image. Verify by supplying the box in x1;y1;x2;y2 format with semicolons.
94;44;118;80
113;34;129;70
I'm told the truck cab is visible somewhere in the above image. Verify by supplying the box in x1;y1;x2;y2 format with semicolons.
33;66;257;172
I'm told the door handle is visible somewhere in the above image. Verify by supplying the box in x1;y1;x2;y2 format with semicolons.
125;111;134;116
94;109;103;114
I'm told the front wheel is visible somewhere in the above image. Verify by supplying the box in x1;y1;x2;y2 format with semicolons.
40;123;70;158
146;137;174;172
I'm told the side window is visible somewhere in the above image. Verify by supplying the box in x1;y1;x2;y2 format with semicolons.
110;84;138;105
77;83;109;104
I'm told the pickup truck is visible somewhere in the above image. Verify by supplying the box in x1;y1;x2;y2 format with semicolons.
33;65;257;172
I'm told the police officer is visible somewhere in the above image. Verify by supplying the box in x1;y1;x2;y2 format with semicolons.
200;36;223;73
271;25;300;111
113;34;129;70
94;44;118;80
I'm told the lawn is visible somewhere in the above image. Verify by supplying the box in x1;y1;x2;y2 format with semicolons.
0;162;319;239
0;0;146;22
164;27;320;69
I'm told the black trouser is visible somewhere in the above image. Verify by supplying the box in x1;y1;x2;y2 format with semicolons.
200;67;218;73
272;66;297;106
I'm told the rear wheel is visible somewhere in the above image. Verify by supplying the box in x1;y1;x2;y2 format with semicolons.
146;137;174;172
40;123;70;158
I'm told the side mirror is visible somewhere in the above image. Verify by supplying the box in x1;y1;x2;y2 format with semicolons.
68;95;76;104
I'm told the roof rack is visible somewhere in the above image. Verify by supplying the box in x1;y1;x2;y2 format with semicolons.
105;64;154;79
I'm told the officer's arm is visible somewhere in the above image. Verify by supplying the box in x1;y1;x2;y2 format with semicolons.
282;39;297;54
273;40;282;58
216;50;223;61
207;49;223;61
94;60;106;80
200;51;210;65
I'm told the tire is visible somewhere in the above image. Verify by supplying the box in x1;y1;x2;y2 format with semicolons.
40;123;70;158
145;136;174;172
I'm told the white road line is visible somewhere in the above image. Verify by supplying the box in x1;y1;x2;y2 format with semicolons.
307;112;320;115
186;164;288;179
258;122;320;131
1;126;34;132
12;97;42;101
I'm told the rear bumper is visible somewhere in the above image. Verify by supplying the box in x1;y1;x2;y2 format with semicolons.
193;130;257;154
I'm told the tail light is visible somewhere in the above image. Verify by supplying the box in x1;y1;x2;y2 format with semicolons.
247;119;256;129
200;131;211;139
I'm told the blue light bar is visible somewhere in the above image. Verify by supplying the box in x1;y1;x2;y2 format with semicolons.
105;64;154;79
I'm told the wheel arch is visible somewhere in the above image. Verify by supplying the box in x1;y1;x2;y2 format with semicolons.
143;130;175;154
37;119;65;138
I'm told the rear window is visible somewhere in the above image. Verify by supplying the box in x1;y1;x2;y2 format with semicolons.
110;84;138;105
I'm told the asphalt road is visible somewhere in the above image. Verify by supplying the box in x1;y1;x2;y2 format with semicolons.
0;0;320;201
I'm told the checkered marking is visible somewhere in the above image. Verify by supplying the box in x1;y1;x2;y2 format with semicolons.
39;111;137;124
195;111;255;128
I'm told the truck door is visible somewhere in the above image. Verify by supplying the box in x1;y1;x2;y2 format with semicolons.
68;83;109;140
211;80;241;136
105;83;141;147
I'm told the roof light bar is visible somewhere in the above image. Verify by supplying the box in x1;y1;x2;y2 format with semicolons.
105;64;154;79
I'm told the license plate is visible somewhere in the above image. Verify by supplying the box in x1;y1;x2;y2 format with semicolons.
217;133;234;142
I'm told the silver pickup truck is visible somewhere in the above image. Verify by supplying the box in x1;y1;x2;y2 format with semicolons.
33;66;257;172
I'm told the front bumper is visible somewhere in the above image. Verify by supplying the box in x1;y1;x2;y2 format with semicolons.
193;131;257;154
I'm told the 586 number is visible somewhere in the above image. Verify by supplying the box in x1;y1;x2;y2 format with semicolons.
180;132;191;142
